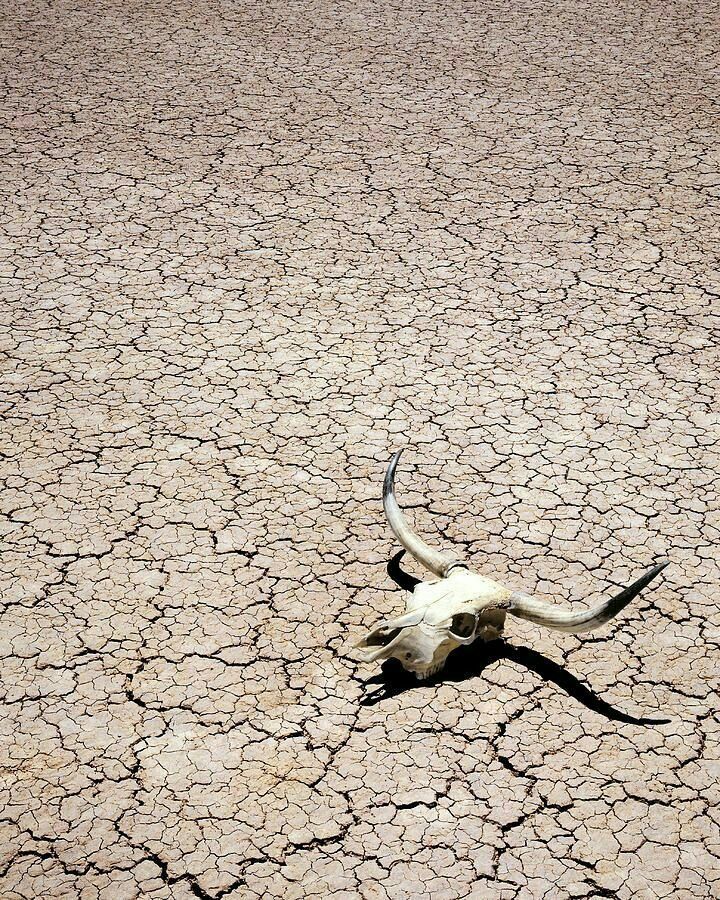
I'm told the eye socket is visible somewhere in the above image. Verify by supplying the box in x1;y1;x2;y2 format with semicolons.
449;612;477;640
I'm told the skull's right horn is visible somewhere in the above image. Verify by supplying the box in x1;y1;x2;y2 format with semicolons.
506;560;670;633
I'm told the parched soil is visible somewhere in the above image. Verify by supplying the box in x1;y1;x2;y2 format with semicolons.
1;1;719;897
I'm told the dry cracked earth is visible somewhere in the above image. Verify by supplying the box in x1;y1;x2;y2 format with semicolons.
2;0;719;898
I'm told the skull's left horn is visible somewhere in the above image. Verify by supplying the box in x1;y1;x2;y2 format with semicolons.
383;449;463;578
506;559;669;633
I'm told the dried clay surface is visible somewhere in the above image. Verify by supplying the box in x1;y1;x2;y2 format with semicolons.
1;1;719;898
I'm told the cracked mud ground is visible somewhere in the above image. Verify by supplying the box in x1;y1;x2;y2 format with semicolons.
1;0;719;897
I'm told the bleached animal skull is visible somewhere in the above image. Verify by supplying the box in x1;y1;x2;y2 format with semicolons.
355;449;668;680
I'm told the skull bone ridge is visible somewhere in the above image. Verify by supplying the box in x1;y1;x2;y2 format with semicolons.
358;569;509;679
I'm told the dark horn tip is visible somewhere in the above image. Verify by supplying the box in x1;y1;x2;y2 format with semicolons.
623;557;670;598
383;448;405;500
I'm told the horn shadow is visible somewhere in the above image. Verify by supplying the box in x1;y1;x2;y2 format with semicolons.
359;640;670;726
386;549;422;592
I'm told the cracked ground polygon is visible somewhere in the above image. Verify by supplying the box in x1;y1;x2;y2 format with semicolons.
1;0;719;898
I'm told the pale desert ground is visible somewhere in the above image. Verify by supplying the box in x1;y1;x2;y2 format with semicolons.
1;1;719;897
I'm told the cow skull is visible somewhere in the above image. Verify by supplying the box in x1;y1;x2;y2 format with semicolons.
355;449;669;680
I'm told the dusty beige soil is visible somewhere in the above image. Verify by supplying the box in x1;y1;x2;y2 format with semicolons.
1;0;719;897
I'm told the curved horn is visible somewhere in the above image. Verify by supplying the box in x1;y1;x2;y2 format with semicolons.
383;449;463;578
506;559;669;633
